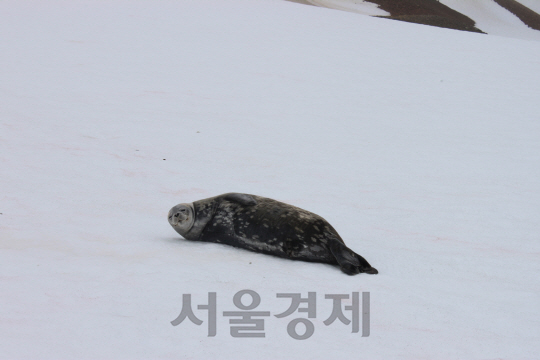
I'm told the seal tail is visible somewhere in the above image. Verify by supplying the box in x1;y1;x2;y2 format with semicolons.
329;241;378;275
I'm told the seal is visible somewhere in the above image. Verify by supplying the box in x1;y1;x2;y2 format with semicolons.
168;193;378;275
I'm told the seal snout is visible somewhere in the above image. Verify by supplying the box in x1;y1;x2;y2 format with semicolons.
169;209;188;225
169;208;188;225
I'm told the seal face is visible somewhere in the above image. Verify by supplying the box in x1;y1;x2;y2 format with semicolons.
168;193;378;275
168;203;195;235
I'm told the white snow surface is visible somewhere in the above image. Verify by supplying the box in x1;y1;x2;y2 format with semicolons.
1;0;540;359
298;0;390;16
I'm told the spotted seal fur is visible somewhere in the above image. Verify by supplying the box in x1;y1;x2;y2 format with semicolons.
168;193;378;275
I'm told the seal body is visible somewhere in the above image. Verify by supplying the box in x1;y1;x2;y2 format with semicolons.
168;193;377;275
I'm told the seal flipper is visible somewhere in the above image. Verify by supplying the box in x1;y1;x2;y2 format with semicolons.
329;241;378;275
222;193;257;206
354;252;378;274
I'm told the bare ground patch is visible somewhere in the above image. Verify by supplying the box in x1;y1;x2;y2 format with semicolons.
367;0;484;33
493;0;540;30
284;0;540;34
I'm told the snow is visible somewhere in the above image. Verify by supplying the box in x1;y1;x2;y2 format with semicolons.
1;0;540;359
297;0;389;16
440;0;540;41
294;0;540;41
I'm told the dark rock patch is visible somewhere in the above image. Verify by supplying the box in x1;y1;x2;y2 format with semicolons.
493;0;540;30
382;14;484;33
368;0;484;33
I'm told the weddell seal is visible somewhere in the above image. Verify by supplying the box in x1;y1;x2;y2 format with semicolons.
167;193;378;275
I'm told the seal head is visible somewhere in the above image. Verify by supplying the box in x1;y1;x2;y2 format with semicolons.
168;203;195;237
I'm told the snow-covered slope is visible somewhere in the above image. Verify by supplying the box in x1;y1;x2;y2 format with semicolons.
1;0;540;359
299;0;389;16
294;0;540;40
440;0;540;40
